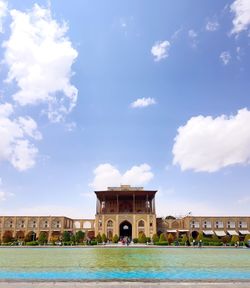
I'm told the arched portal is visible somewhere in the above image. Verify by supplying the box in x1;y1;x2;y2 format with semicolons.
119;220;132;239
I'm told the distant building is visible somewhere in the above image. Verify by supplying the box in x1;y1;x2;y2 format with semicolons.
0;185;249;242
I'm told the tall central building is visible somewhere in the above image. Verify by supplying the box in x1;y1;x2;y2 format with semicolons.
94;185;157;240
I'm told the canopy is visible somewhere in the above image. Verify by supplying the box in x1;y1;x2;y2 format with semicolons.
167;229;177;233
214;230;226;237
239;230;250;235
203;230;214;235
227;230;239;236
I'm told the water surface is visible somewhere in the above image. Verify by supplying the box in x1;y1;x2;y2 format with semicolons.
0;247;249;280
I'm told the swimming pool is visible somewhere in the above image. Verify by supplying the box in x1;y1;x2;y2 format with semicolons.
0;247;249;280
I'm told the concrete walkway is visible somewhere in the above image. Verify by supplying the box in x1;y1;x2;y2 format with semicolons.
0;282;250;288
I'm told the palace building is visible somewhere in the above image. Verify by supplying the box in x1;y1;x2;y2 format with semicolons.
0;185;249;242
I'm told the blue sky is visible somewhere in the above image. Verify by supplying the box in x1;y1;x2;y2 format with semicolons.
0;0;250;218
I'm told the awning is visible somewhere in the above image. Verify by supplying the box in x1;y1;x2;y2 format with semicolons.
215;230;226;237
239;230;250;235
203;230;214;235
178;229;189;232
227;230;239;236
167;229;177;233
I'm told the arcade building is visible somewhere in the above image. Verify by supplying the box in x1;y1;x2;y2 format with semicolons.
0;185;250;242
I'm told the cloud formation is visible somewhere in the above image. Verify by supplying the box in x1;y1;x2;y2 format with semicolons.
231;0;250;34
130;97;156;108
0;102;42;171
172;108;250;172
0;0;7;33
3;4;78;122
220;51;231;65
206;21;219;31
188;30;198;48
151;40;170;61
90;163;154;190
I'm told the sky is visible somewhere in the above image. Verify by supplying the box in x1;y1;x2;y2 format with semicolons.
0;0;250;218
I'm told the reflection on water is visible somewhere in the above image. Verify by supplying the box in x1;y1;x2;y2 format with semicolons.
0;248;250;280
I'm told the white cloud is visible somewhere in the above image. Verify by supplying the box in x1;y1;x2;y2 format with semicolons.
89;163;154;190
220;51;231;65
0;102;42;171
230;0;250;34
3;4;78;122
130;97;156;108
151;40;170;61
206;21;219;31
172;108;250;172
0;0;7;33
188;30;198;48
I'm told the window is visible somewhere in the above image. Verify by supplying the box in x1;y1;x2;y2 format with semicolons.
138;220;145;228
107;220;113;228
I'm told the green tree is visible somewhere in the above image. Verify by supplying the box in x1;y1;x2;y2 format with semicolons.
70;234;76;244
197;232;203;241
152;233;159;244
96;232;102;243
75;231;85;243
38;232;48;245
138;232;147;243
112;234;119;243
101;233;107;243
62;231;71;242
159;233;166;242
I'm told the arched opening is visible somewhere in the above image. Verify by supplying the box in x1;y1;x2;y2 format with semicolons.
3;230;13;243
16;230;25;240
107;220;113;241
191;230;199;239
119;220;132;239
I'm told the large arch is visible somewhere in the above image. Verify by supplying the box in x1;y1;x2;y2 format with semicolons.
119;220;132;239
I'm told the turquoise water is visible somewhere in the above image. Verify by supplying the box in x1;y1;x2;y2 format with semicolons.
0;247;250;280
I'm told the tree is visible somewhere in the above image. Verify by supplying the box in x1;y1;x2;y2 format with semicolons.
244;234;250;244
182;234;188;244
75;231;85;243
70;234;76;244
197;232;203;242
231;235;239;244
138;232;147;243
38;232;48;244
62;231;71;242
96;232;102;243
167;233;174;245
159;233;166;242
112;234;119;243
221;235;230;245
101;233;107;243
25;231;36;242
152;233;159;244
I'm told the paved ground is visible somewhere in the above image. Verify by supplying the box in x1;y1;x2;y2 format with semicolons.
0;282;250;288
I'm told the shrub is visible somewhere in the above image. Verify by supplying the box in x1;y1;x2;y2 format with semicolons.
152;234;159;244
231;235;239;245
167;234;175;245
38;232;48;245
155;241;168;246
70;235;76;245
26;241;39;246
244;234;250;245
112;234;119;243
62;231;71;242
75;231;85;243
101;233;107;243
133;238;138;243
159;233;166;242
146;237;151;243
90;240;97;245
138;232;147;243
95;233;102;243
